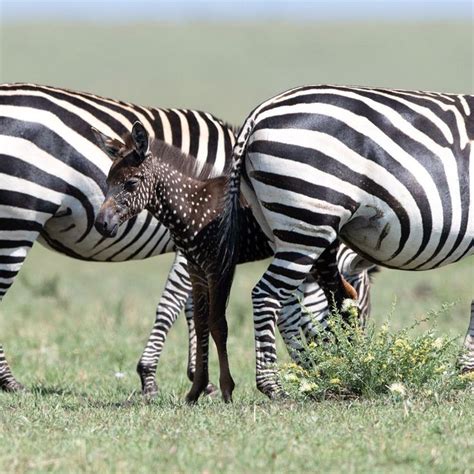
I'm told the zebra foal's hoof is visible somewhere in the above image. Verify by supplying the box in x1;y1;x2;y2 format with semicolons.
204;382;218;396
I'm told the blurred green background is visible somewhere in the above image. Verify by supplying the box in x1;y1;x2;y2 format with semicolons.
1;18;472;331
2;21;473;122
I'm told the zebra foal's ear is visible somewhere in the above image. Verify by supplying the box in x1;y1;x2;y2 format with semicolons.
131;121;150;160
91;127;123;161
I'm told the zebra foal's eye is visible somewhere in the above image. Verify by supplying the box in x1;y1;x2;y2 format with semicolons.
124;177;140;192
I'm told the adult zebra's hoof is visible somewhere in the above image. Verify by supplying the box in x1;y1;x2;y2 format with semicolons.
137;363;159;398
257;382;288;400
1;380;26;393
268;389;289;401
141;380;159;399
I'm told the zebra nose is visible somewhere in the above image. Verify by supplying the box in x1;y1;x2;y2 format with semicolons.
95;208;119;237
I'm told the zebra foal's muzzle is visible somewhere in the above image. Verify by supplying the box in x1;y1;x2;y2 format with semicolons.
95;198;120;238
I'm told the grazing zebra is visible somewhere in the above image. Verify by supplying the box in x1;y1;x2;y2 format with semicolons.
226;85;474;398
0;83;373;394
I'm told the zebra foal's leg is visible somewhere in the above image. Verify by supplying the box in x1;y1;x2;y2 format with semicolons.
183;298;217;395
137;252;192;397
0;241;37;392
459;300;474;373
185;267;211;404
208;271;235;403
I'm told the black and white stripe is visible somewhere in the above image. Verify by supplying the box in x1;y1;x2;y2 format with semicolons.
228;85;474;397
0;83;373;393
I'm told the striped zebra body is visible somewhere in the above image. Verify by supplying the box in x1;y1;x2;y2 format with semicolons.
229;85;474;397
0;83;236;390
0;83;373;394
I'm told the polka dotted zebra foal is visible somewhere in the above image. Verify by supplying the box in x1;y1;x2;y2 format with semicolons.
94;121;239;404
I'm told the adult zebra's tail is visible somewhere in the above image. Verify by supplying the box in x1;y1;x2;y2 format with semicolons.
218;116;256;280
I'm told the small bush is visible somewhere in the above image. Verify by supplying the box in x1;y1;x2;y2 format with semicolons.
279;304;473;401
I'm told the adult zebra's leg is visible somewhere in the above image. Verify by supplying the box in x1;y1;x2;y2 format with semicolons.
184;297;196;382
276;280;323;366
295;273;333;344
459;301;474;373
0;345;24;392
312;243;359;319
0;241;36;392
252;250;320;398
345;270;373;330
277;292;307;365
253;244;359;398
137;251;192;397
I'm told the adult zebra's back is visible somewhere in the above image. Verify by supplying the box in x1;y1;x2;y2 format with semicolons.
227;85;474;397
0;83;235;261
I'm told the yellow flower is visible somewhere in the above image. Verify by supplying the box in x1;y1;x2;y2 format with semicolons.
432;337;444;350
363;353;375;363
459;372;474;381
330;378;341;385
388;382;406;397
299;380;318;393
284;373;299;382
394;338;411;350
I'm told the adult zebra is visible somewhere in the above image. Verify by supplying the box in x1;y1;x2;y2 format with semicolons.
226;85;474;398
0;83;373;394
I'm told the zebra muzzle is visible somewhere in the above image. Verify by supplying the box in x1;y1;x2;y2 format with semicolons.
95;203;120;238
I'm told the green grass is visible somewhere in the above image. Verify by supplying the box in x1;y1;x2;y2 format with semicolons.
0;19;473;473
0;248;473;472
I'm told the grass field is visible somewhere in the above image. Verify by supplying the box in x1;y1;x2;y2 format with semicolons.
0;19;473;473
0;249;472;472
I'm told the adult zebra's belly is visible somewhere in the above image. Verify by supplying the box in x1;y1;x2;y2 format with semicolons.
340;202;474;271
39;201;175;262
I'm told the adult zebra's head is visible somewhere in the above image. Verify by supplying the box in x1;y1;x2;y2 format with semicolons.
93;122;154;237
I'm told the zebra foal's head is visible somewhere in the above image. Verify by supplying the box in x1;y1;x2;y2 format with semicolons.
93;122;155;237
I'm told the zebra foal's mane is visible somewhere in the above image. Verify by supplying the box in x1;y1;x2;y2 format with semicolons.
109;130;227;185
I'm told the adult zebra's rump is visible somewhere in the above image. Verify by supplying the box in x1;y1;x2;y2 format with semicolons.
227;85;473;398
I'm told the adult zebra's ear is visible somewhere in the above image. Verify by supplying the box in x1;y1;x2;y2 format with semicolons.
91;127;123;161
131;121;150;161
